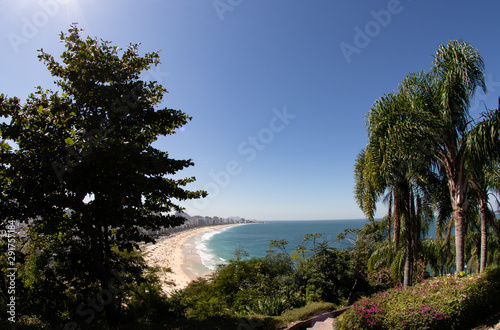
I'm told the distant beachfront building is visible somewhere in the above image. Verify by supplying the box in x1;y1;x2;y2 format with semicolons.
2;212;253;238
140;212;254;236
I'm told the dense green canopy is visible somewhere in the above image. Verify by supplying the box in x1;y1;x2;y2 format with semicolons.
0;25;206;327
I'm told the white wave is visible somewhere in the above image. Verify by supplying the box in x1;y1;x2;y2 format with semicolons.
195;227;232;270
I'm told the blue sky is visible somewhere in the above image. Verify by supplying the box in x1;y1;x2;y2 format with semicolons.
1;0;499;220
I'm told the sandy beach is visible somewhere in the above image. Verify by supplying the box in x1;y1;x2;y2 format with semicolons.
142;224;243;296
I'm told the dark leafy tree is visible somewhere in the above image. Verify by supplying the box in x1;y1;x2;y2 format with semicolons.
0;25;206;327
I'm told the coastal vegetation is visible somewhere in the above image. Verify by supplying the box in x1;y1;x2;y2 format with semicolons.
0;25;207;329
354;39;500;284
338;268;500;330
1;26;500;329
347;39;500;328
169;235;365;320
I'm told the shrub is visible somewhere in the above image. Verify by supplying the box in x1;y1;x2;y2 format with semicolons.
123;276;173;325
338;267;500;330
171;235;370;322
173;278;230;320
247;295;291;316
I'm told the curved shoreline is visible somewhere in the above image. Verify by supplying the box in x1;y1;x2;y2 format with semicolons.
142;224;245;296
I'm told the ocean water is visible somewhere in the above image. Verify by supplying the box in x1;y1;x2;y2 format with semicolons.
197;219;368;271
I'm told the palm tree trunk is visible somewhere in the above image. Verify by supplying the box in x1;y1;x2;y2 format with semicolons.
413;195;422;277
474;243;480;273
446;157;469;274
479;198;488;273
387;191;393;246
452;207;467;273
411;192;418;265
401;184;413;287
393;189;401;253
416;196;422;250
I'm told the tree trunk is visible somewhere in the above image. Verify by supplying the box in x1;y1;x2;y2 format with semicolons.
479;198;488;273
416;196;421;249
446;157;468;274
387;191;393;247
87;220;119;327
474;243;480;273
413;195;421;278
410;192;418;265
401;184;413;287
393;189;401;253
452;207;467;273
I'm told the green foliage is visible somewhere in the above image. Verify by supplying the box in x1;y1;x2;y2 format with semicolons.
171;234;366;322
338;267;500;330
0;25;206;327
337;220;389;297
0;235;81;326
299;246;354;304
247;295;291;316
355;39;500;280
172;257;267;319
122;264;174;326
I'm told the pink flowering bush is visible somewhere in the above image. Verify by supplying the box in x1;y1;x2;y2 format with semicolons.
338;268;500;330
351;299;385;329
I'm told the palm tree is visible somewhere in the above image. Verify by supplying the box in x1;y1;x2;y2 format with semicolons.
361;79;437;286
395;40;493;275
429;40;487;273
354;148;380;222
385;191;393;247
468;159;495;272
468;105;500;272
355;40;499;280
485;160;500;239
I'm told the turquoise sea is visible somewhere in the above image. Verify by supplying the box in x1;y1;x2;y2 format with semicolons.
196;219;368;271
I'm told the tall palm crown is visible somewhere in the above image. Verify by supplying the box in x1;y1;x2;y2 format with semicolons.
431;40;487;273
435;42;485;139
355;40;496;282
